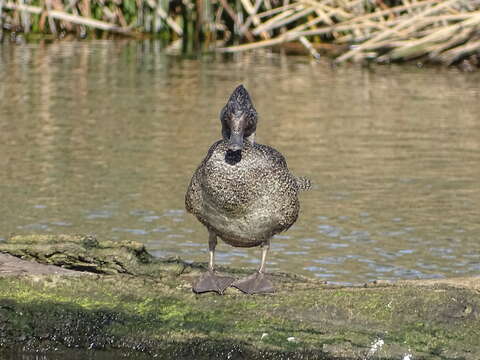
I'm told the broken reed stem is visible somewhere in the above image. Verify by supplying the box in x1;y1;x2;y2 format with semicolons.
299;35;320;59
257;6;315;34
252;7;297;35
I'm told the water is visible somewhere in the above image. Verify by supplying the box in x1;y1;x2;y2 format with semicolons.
0;40;479;285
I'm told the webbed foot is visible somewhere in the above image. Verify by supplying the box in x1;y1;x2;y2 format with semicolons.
192;270;235;295
232;272;275;294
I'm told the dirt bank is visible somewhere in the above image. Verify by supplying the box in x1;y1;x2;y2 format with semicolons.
1;234;479;359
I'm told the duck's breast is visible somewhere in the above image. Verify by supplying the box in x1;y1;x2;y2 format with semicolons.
198;142;299;246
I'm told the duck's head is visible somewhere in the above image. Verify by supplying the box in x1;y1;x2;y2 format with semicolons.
220;85;257;151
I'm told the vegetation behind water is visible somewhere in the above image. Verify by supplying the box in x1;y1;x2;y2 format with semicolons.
1;0;480;66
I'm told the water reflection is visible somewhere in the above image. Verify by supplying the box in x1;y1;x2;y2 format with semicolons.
0;40;479;284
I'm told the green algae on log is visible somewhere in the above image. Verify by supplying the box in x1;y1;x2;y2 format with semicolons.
1;235;480;359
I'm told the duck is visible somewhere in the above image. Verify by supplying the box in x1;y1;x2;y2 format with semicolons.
185;84;310;294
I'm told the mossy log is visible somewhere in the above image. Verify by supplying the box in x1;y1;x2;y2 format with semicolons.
0;234;479;359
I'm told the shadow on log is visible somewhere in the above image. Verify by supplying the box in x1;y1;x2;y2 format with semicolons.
0;234;479;359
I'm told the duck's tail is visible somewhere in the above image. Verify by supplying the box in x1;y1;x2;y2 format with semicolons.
296;176;312;191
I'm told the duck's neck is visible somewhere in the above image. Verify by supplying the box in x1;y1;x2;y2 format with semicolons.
245;132;255;144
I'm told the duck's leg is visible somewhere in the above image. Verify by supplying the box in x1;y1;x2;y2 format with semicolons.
192;231;235;295
232;240;275;294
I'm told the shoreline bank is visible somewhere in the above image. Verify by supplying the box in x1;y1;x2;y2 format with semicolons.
1;234;479;359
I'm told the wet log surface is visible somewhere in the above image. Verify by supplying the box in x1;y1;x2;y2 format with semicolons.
0;234;479;359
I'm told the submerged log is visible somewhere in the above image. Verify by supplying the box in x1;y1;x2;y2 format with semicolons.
0;234;479;359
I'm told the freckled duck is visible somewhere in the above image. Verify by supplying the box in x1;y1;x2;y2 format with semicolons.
185;85;311;294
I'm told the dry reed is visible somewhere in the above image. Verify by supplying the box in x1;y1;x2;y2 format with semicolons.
1;0;480;65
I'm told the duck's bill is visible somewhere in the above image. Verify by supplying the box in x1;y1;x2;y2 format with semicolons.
228;132;244;151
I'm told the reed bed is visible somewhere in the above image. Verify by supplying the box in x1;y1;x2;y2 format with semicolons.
216;0;480;66
1;0;480;66
0;0;183;38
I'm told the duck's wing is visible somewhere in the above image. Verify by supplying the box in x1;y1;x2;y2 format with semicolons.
185;167;201;215
256;144;311;192
255;143;288;167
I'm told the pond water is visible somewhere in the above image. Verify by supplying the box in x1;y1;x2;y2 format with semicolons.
0;40;479;284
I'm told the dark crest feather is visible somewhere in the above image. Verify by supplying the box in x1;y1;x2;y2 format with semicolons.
220;85;257;138
224;85;256;116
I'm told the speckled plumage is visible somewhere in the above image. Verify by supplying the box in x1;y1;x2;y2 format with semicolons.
186;139;303;248
185;86;309;250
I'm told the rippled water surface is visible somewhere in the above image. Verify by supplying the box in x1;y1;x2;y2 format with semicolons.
1;40;479;284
